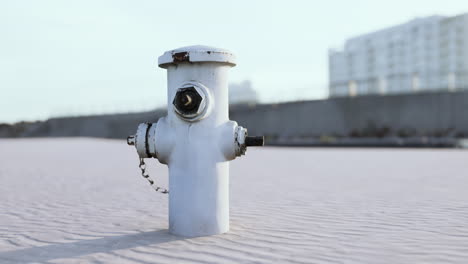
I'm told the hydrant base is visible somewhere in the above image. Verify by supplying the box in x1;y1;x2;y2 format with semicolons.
169;227;229;238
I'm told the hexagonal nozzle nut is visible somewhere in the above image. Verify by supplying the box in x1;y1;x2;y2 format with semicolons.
172;86;204;119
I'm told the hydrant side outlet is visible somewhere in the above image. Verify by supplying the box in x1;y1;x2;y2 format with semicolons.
128;45;263;237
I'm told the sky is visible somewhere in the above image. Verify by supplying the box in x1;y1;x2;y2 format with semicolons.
1;0;467;123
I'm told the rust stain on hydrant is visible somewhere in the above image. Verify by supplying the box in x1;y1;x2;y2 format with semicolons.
172;51;189;63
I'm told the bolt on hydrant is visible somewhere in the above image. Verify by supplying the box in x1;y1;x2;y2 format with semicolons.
127;45;264;237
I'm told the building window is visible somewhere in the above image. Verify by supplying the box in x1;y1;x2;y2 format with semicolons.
448;73;456;91
349;81;357;97
412;73;420;91
379;77;387;95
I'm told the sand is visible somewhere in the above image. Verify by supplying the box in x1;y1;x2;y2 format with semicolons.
1;138;468;263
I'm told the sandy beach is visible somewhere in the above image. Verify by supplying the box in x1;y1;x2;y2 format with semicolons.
1;138;467;263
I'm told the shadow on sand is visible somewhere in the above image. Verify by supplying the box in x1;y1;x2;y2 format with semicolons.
0;229;182;263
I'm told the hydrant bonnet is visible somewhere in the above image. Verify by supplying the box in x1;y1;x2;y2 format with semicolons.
158;45;237;68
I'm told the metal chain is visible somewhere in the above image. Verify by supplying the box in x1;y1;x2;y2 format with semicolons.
138;158;169;194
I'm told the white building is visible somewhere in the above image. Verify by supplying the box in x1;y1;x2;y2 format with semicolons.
329;13;468;97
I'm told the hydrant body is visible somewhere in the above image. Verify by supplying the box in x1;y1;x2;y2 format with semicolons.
128;45;263;237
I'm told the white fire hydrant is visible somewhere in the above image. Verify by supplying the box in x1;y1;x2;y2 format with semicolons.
127;45;263;237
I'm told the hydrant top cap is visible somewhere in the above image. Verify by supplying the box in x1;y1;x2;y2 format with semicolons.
158;45;236;68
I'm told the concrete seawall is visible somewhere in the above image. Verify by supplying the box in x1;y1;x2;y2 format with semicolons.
2;91;467;147
231;91;468;138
